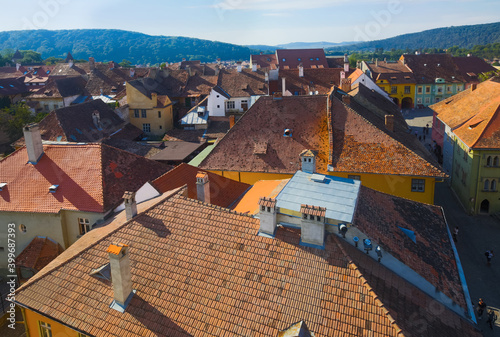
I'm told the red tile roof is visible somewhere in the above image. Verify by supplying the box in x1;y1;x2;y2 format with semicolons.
453;56;496;84
151;163;250;208
250;54;278;70
364;60;415;84
0;143;170;213
279;68;347;95
14;189;481;337
276;49;328;69
217;68;268;97
15;236;63;271
402;54;465;84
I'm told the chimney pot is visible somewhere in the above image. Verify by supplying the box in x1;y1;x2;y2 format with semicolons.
107;243;133;309
471;83;477;91
229;115;235;128
340;78;352;93
196;171;210;204
344;54;349;73
123;191;137;221
299;63;304;77
385;114;394;132
300;149;317;173
23;123;44;164
282;77;286;96
258;197;277;237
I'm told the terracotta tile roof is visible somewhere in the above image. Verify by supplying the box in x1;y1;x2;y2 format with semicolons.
300;204;326;217
199;96;330;174
453;56;496;83
163;119;230;143
279;68;348;95
402;54;465;84
276;49;328;69
29;76;88;99
151;163;250;208
432;78;500;148
0;78;28;96
181;74;219;97
85;66;132;96
329;91;445;177
217;68;268;97
0;67;25;79
258;197;276;208
15;236;63;271
14;189;480;337
347;68;364;82
51;63;89;76
13;99;130;147
364;60;415;84
0;143;170;214
354;185;466;308
250;54;278;70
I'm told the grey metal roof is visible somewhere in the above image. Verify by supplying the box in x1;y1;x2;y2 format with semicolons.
276;170;360;223
180;110;208;125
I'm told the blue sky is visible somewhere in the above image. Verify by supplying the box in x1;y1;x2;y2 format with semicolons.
0;0;498;45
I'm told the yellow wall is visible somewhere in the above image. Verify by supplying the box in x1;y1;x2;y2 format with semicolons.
211;170;436;204
23;308;82;337
126;83;173;136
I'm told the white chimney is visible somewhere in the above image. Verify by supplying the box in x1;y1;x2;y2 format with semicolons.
196;171;210;204
130;68;135;78
258;197;277;237
300;204;326;247
16;63;21;71
69;59;74;68
300;149;317;173
92;111;101;128
252;63;257;72
344;53;349;72
237;62;242;73
375;58;378;67
123;191;137;221
107;243;134;310
23;123;44;164
340;71;346;79
298;63;304;77
265;72;269;82
282;77;286;96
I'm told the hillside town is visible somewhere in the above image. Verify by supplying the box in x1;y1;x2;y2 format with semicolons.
0;46;499;337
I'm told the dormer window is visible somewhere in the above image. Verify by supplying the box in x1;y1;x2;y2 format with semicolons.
49;185;59;193
0;183;6;191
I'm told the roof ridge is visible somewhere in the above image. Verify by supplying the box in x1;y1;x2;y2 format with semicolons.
178;194;256;219
17;186;187;293
332;235;404;335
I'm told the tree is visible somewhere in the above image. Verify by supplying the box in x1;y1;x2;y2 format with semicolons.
0;103;47;141
119;59;132;68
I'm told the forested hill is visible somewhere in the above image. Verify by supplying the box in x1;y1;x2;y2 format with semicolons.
0;29;258;64
327;22;500;52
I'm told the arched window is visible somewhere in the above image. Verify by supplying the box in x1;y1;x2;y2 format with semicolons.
494;156;499;167
492;180;497;191
487;156;492;166
484;179;490;191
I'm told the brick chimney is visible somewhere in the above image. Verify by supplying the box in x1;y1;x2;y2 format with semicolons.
23;123;44;164
258;197;277;237
300;204;326;248
299;63;304;77
385;114;394;132
229;115;235;128
344;53;349;73
196;171;210;204
340;78;351;93
107;243;134;310
89;57;95;71
123;191;137;221
300;149;317;173
471;83;477;91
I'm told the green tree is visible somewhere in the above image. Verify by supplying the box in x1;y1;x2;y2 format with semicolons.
119;59;132;68
0;103;47;141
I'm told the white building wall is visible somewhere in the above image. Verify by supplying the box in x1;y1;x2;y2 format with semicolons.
352;73;392;101
207;89;227;117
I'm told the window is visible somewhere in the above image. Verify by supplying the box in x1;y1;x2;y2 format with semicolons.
261;205;265;211
158;111;161;118
309;214;314;220
435;97;440;103
316;216;321;221
303;213;307;219
437;86;443;94
297;58;301;61
425;86;431;93
390;86;397;94
446;85;452;92
487;156;492;166
494;156;499;167
425;97;430;104
348;175;361;180
485;179;490;191
141;109;147;118
282;58;286;62
457;85;463;92
461;170;467;185
217;105;220;108
492;180;497;191
267;207;271;212
404;86;411;94
78;218;90;235
226;101;235;110
216;94;220;98
143;123;151;133
39;321;52;337
44;104;50;112
134;109;139;118
159;125;162;130
19;224;26;233
417;98;422;104
463;149;468;162
411;179;425;192
417;86;423;94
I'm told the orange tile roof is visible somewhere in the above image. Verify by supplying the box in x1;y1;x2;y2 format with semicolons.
300;204;326;217
15;236;63;271
0;143;170;213
14;189;481;337
106;243;128;255
258;196;276;208
432;78;500;148
232;179;288;215
151;163;250;208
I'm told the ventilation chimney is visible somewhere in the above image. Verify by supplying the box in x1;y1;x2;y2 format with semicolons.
340;78;351;92
107;243;134;311
375;58;378;67
298;63;304;77
215;65;220;76
186;65;192;77
151;92;158;106
196;171;210;204
265;72;269;82
237;62;242;73
23;123;44;164
385;114;394;132
130;68;135;78
89;57;95;71
123;191;137;221
300;204;326;248
342;95;351;105
252;63;257;72
258;197;277;237
92;111;101;128
300;149;317;173
471;83;477;91
344;53;349;73
282;77;286;96
229;115;235;128
16;63;21;72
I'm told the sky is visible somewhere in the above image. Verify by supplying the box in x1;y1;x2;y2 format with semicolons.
0;0;498;46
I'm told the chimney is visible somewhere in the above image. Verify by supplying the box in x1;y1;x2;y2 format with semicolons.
260;51;263;55
186;65;192;77
299;63;304;77
402;57;406;65
340;71;346;79
130;68;135;78
375;58;378;67
340;78;352;92
385;114;394;132
151;92;158;106
69;59;74;68
237;61;242;72
182;58;186;62
300;149;317;173
216;58;221;64
282;77;286;96
196;171;210;204
258;197;277;237
123;191;137;221
342;95;351;105
300;204;326;248
229;115;235;128
215;65;220;76
344;53;349;72
107;243;134;309
92;110;101;128
23;123;44;164
265;72;269;82
471;83;477;91
16;63;21;71
89;57;95;71
252;63;257;72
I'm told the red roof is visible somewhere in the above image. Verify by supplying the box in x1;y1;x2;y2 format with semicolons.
15;236;63;271
276;49;328;69
0;143;170;213
279;68;348;95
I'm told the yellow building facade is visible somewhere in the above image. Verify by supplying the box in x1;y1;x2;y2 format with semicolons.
21;308;86;337
126;83;173;137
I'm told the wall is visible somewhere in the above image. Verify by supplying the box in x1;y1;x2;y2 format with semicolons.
451;138;475;213
376;79;415;108
207;89;226;117
472;150;500;214
415;82;465;107
23;307;81;337
351;73;392;101
61;210;107;247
